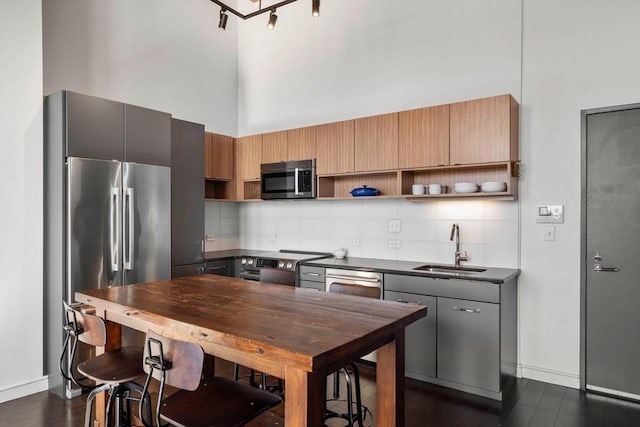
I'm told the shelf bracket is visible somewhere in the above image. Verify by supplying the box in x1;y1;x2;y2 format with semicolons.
511;161;521;178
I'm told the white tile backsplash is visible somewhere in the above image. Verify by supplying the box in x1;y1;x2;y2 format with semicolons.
212;198;519;268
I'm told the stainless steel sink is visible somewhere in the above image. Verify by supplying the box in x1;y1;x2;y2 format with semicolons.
413;264;486;274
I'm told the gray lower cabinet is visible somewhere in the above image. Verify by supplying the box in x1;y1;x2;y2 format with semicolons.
384;273;517;400
299;265;325;290
384;290;437;380
437;297;500;392
206;259;233;277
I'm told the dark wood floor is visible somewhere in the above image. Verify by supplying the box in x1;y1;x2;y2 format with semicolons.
2;359;640;427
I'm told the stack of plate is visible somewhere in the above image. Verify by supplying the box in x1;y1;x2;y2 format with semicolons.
480;181;507;193
454;182;478;193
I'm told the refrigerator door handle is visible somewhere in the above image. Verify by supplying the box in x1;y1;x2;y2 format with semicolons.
124;187;135;270
110;187;120;272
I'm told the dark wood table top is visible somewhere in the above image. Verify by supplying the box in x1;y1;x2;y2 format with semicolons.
76;274;427;374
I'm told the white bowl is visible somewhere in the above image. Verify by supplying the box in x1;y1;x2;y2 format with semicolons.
480;181;507;193
333;249;347;259
454;182;478;193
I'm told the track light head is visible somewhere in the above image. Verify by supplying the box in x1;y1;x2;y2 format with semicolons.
267;10;278;30
312;0;320;17
218;9;228;30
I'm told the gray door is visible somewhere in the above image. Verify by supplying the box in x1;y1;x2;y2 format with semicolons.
122;162;171;285
584;105;640;399
67;157;122;301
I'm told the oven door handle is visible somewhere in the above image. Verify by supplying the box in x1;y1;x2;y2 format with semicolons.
325;274;381;284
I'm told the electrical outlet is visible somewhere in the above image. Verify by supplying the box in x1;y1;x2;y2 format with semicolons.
388;219;401;233
205;234;215;242
388;240;401;248
349;238;360;247
267;233;277;241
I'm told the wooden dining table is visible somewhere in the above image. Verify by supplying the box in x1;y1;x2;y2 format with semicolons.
75;274;427;427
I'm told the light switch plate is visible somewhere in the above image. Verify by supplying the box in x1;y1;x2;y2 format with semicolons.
536;205;564;224
267;233;277;241
388;219;401;233
205;234;216;242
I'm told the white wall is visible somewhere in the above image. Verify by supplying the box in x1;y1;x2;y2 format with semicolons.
240;199;519;266
238;0;522;133
0;1;44;402
43;0;239;135
205;201;240;251
519;0;640;387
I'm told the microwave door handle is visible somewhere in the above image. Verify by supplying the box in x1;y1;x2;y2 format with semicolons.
294;167;301;195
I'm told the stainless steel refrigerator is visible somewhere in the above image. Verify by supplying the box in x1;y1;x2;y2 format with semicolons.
67;158;170;293
44;91;171;398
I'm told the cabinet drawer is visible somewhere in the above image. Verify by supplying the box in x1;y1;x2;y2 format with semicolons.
437;297;500;392
385;291;437;380
299;265;325;282
384;274;499;303
206;259;233;277
299;280;324;291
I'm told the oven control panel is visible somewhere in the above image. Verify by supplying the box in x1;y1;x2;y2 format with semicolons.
240;257;296;272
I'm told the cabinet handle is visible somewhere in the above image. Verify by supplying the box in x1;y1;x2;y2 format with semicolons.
453;306;481;313
207;265;228;271
303;272;321;277
397;299;426;306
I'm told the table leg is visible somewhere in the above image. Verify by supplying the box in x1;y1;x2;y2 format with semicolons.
376;330;405;426
284;367;326;427
93;317;122;427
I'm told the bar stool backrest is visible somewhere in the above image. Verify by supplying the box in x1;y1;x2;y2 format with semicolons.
328;282;381;299
259;268;296;286
143;330;204;391
63;301;107;347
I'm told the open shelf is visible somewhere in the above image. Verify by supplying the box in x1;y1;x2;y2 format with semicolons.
205;179;233;200
317;171;400;199
400;162;518;201
241;180;261;201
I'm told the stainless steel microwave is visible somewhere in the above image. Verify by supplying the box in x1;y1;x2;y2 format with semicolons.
260;159;316;200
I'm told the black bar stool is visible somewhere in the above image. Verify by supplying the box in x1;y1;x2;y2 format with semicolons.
60;302;151;427
139;329;282;427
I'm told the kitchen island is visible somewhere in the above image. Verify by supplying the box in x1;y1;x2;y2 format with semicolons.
75;274;426;426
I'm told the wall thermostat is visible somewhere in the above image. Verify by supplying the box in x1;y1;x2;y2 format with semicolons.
536;205;564;224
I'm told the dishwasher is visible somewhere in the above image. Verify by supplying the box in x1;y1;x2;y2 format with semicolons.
325;268;383;363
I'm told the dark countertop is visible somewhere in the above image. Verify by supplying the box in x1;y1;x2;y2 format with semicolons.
205;250;520;283
205;249;261;260
302;257;520;283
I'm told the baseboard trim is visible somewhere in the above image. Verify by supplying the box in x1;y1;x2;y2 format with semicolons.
519;364;580;389
0;376;49;403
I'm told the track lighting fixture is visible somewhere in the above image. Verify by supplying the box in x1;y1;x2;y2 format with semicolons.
267;10;278;30
218;9;228;30
209;0;320;30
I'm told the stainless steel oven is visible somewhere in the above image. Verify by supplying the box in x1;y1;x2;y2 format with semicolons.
260;159;316;200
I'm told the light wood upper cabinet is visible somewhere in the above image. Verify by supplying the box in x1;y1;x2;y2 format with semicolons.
204;132;234;181
399;105;450;168
316;120;355;175
287;126;316;161
236;134;262;180
354;113;398;172
262;130;287;164
449;94;518;165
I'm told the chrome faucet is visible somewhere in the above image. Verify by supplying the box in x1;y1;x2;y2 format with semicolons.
450;223;468;268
